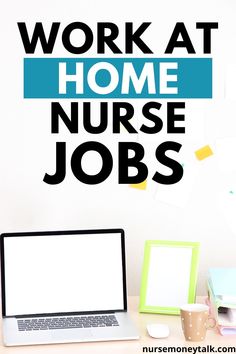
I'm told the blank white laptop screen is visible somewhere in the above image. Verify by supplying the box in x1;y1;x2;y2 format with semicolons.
3;232;124;316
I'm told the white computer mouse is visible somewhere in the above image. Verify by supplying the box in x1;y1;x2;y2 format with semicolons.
147;323;170;339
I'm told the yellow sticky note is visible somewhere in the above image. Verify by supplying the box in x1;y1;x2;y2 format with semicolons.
195;145;213;161
130;180;147;190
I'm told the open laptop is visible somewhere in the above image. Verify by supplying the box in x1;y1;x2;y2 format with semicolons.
0;229;139;346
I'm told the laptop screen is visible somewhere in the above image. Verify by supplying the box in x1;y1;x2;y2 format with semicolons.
1;230;126;317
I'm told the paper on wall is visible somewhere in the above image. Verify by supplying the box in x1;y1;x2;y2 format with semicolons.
154;142;199;208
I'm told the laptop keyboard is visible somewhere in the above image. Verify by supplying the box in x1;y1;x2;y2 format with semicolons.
17;315;119;331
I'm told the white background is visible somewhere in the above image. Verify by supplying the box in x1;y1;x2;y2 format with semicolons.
0;0;236;296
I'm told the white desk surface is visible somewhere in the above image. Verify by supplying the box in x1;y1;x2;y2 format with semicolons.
1;296;236;354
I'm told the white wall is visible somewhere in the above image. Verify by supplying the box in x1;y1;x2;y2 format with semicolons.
1;0;236;296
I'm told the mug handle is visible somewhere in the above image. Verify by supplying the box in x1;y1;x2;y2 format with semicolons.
206;317;216;329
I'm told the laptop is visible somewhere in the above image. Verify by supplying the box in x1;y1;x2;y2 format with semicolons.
0;229;139;346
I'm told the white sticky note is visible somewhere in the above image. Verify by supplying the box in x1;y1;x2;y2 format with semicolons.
154;142;199;208
215;137;236;173
216;176;236;235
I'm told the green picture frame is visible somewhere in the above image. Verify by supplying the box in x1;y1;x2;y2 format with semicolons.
139;240;200;315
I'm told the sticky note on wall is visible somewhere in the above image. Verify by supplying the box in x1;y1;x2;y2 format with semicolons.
130;180;147;190
195;145;213;161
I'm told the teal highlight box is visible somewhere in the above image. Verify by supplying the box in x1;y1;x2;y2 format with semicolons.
24;57;212;99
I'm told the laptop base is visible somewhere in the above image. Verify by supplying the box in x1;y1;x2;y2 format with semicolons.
3;312;139;346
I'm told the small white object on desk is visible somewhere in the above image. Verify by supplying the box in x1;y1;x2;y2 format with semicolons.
147;324;170;339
